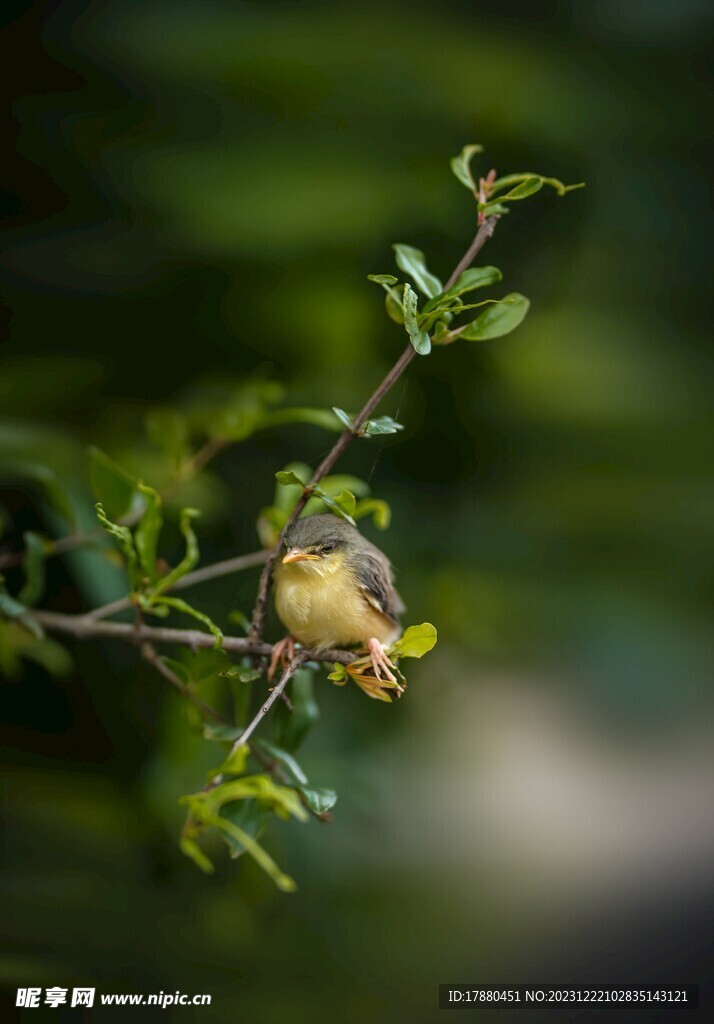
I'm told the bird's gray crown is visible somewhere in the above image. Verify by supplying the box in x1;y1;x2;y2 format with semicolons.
284;514;358;551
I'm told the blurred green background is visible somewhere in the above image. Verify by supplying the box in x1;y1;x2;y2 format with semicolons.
2;0;713;1020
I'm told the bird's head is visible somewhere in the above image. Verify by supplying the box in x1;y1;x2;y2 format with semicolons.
281;514;359;574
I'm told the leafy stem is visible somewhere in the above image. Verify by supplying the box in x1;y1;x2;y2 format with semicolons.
248;214;500;642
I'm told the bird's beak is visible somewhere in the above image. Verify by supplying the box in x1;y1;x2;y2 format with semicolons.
282;547;321;564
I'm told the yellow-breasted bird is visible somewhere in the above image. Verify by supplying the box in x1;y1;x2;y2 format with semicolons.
272;514;403;683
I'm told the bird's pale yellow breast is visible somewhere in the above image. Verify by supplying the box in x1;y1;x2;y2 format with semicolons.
274;553;397;650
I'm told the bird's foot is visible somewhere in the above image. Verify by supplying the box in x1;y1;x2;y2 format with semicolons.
367;637;403;695
268;635;296;680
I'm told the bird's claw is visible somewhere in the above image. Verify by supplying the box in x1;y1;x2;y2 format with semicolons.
367;637;403;695
268;635;296;680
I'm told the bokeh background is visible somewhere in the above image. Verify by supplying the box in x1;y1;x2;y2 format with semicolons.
2;0;713;1020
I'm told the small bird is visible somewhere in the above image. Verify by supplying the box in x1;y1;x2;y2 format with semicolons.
272;514;403;683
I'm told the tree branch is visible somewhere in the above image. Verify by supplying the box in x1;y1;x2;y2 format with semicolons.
203;655;306;794
85;549;268;621
442;215;498;293
140;646;331;821
227;652;309;753
31;608;357;665
248;215;499;641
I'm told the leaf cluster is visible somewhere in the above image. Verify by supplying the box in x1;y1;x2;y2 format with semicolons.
93;464;224;647
368;143;582;356
259;462;391;543
179;661;336;888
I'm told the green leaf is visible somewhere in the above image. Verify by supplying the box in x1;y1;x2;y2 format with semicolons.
0;579;44;640
302;472;368;517
440;299;503;317
296;787;337;816
274;463;310;511
315;489;356;526
368;275;406;323
219;665;262;683
226;661;259;727
134;483;163;582
458;293;530;341
360;416;404;436
313;475;370;499
219;797;274;858
481;202;510;216
203;722;245;743
227;610;251;633
434;266;503;305
191;774;307;822
161;656;191;684
195;377;281;442
276;470;307;488
392;243;442;299
431;321;451;345
213;743;249;777
180;834;215;874
0;459;75;527
450;143;483;190
402;283;431;356
95;502;140;589
259;407;343;432
0;583;29;621
88;447;137;520
353;498;391;529
144;409;191;470
410;332;431;356
153;595;223;649
328;663;348;684
491;173;585;198
500;175;543;201
389;622;438;659
332;407;354;431
150;507;201;598
385;284;405;324
19;532;47;607
201;810;297;892
333;489;356;518
252;739;308;786
0;619;75;675
274;668;319;753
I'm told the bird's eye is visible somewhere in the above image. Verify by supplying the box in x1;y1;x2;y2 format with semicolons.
321;543;334;555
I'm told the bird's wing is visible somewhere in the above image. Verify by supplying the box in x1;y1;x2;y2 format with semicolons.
352;542;404;625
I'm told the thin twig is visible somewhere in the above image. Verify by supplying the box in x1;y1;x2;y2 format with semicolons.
32;608;357;665
229;653;308;753
204;656;306;793
248;215;500;641
442;215;498;293
85;549;268;621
